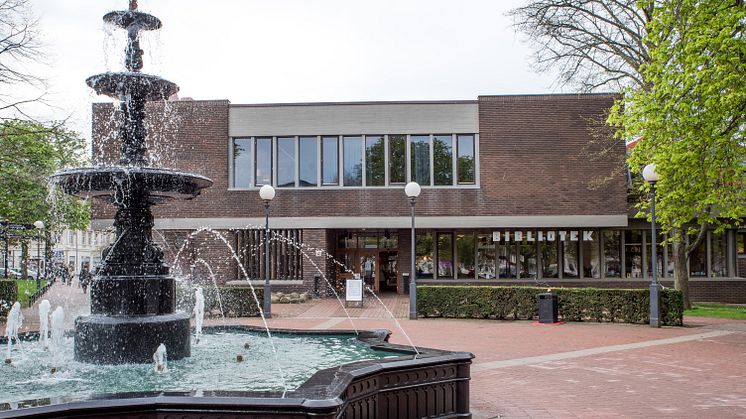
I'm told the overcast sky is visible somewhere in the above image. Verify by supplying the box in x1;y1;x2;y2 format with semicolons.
23;0;562;138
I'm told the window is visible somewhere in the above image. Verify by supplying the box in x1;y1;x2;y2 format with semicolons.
410;135;431;185
624;230;643;278
255;137;272;186
603;230;621;277
322;136;339;185
498;238;517;279
299;136;318;187
711;232;727;277
232;138;252;188
477;234;496;279
457;135;475;184
365;135;385;186
540;238;558;278
645;230;665;278
689;239;706;277
563;241;579;278
456;233;475;279
389;135;406;184
519;241;537;279
277;137;296;187
415;233;434;279
737;231;746;255
343;136;362;186
437;233;453;278
582;238;601;278
433;135;453;186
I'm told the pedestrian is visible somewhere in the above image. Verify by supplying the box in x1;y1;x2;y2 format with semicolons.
80;266;92;294
66;264;74;286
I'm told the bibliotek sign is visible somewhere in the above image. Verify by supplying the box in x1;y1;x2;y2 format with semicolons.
492;230;594;242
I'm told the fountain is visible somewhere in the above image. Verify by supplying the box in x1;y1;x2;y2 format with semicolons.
0;2;473;417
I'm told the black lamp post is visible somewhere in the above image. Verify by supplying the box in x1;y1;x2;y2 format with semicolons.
405;181;421;320
259;184;275;318
34;220;44;291
642;164;661;328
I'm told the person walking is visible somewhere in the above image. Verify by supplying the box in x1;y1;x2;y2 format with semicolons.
80;266;92;294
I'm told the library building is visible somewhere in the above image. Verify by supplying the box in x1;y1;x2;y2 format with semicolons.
91;93;746;303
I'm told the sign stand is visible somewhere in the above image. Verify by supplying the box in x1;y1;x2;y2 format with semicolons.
345;274;363;308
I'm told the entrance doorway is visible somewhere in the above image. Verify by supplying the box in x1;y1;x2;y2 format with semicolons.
336;230;400;293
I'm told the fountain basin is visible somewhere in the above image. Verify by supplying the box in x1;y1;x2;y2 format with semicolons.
0;326;473;418
51;166;212;203
86;72;178;101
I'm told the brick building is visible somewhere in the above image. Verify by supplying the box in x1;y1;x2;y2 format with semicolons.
91;93;746;303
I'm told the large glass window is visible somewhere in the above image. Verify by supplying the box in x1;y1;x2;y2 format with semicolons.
277;137;296;187
603;230;621;277
365;135;385;186
433;135;453;186
689;239;706;277
255;137;272;186
410;135;431;185
645;230;665;278
519;241;537;279
498;241;517;279
437;233;454;278
343;136;362;186
477;234;496;279
232;138;251;188
389;135;406;184
456;233;475;279
415;233;434;279
563;241;579;278
711;232;727;277
457;135;475;184
582;238;601;278
540;239;558;278
624;230;643;278
321;136;338;185
737;231;746;255
299;136;318;187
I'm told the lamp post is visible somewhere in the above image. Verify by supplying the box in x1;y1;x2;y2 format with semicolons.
34;220;44;291
259;185;276;318
405;181;421;320
642;164;661;328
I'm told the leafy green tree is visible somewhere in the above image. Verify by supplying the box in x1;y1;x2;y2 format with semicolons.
610;0;746;307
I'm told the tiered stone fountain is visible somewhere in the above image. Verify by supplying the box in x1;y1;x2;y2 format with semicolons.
53;0;211;364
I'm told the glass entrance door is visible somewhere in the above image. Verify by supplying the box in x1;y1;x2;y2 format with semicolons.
358;252;377;291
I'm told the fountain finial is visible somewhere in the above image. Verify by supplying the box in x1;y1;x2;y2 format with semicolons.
129;0;138;11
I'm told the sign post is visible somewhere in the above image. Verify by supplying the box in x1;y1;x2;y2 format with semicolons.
345;274;364;308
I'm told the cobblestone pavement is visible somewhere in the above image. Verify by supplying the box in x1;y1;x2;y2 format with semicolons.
5;288;746;418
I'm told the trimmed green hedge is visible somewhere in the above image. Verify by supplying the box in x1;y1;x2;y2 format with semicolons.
418;285;684;326
0;280;18;320
178;286;263;317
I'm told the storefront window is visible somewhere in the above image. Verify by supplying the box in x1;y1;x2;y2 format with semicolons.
380;233;398;248
433;135;453;186
337;233;357;249
737;232;746;255
645;231;665;278
277;137;295;187
322;136;339;185
457;135;475;184
365;135;385;186
437;233;454;278
689;239;706;277
624;230;643;278
255;137;272;186
456;233;475;279
711;232;727;277
499;241;517;279
411;135;431;185
477;234;496;279
299;136;317;187
362;236;378;249
563;241;579;278
540;239;558;278
603;230;621;277
582;238;601;278
232;138;251;188
519;242;537;279
389;135;406;184
343;136;363;186
415;233;434;279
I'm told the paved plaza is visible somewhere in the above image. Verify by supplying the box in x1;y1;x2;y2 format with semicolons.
11;285;746;418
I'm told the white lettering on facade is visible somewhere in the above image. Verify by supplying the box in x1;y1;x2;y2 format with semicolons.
547;231;556;241
570;231;578;241
583;231;594;241
526;231;535;242
490;230;595;242
514;231;523;241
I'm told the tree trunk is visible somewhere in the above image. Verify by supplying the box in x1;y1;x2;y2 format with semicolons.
672;229;692;309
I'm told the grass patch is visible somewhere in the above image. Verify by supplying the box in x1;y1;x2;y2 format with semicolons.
685;303;746;320
16;279;48;306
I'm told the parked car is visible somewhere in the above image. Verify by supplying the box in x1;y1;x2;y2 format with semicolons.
2;267;24;279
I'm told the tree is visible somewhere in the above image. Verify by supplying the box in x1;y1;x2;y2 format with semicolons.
0;120;89;228
508;0;656;92
609;0;746;308
0;0;48;121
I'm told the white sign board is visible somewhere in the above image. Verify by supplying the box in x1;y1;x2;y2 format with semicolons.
346;278;363;302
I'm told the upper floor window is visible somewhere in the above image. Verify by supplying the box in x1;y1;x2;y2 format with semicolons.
299;136;318;187
232;138;252;188
410;135;431;185
343;136;363;186
365;135;385;186
389;135;406;184
433;134;453;186
457;134;475;184
322;136;339;185
255;137;272;186
277;137;296;187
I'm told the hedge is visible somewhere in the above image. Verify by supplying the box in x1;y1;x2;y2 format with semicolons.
177;285;263;317
0;280;18;320
417;285;684;326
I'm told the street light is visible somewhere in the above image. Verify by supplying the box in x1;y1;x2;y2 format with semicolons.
642;164;661;328
405;181;421;320
259;184;276;318
33;220;44;291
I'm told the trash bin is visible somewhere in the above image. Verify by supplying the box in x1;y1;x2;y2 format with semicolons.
402;273;410;295
537;292;558;323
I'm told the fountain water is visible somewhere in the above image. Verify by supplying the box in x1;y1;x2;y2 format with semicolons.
152;343;167;373
4;301;23;361
49;307;65;367
193;287;204;343
38;300;50;349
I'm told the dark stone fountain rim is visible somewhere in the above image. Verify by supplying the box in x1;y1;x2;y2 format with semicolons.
103;10;162;31
0;325;474;418
86;72;179;101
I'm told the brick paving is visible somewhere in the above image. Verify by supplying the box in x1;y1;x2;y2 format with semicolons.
6;288;746;418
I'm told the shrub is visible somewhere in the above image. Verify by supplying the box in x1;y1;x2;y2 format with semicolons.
177;285;262;317
0;280;18;320
417;285;684;326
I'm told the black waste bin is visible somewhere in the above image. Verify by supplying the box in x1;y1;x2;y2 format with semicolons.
537;292;558;323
